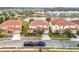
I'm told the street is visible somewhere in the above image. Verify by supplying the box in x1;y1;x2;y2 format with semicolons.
0;40;79;48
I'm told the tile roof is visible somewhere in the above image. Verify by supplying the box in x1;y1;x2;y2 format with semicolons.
29;20;48;26
71;20;79;25
65;28;78;30
50;18;76;26
0;19;22;28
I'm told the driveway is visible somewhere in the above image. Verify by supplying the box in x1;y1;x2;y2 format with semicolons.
70;35;79;41
41;30;51;40
11;33;21;40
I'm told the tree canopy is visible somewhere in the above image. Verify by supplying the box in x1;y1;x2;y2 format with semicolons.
0;17;4;24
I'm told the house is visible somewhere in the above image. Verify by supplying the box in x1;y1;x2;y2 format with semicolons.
49;18;78;34
29;20;49;33
0;19;23;34
71;20;79;29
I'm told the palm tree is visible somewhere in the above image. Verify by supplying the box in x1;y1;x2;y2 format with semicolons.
29;19;34;23
46;18;51;23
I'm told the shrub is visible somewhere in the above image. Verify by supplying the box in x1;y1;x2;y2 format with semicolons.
77;31;79;35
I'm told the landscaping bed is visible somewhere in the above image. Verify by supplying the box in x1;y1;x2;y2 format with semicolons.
21;37;41;40
21;33;42;37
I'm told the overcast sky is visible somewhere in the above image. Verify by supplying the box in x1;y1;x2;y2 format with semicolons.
0;0;79;7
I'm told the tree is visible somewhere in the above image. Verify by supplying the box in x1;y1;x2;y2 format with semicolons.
0;29;4;32
5;16;9;21
46;18;51;22
77;31;79;35
2;11;10;21
8;11;15;17
25;10;35;17
22;21;29;36
65;30;72;38
16;16;23;20
39;47;42;52
29;19;34;23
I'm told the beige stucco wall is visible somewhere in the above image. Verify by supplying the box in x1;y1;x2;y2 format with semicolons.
29;25;49;29
49;22;77;34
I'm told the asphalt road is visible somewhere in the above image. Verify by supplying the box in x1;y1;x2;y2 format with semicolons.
0;40;79;48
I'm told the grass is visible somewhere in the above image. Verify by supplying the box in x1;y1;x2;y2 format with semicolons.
0;47;79;52
77;31;79;36
22;21;29;29
49;33;69;40
24;33;42;37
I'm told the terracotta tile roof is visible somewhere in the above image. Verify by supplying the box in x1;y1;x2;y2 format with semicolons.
71;20;79;25
0;19;22;28
65;28;78;30
50;18;76;26
29;20;48;26
13;28;22;31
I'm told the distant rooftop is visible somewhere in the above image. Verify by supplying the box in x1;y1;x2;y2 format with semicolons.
0;7;79;11
50;18;77;26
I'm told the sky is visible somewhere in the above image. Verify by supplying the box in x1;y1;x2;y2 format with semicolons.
0;0;79;7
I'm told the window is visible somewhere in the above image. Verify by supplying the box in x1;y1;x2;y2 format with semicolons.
7;31;12;34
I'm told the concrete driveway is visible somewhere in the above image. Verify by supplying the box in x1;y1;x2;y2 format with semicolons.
41;30;51;40
11;33;21;40
42;34;51;40
70;35;79;41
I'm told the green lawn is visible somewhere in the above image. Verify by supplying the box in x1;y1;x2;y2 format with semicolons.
24;33;42;37
49;33;69;40
0;47;79;52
